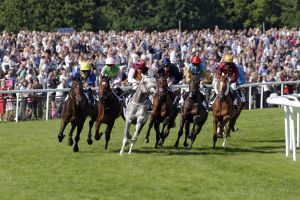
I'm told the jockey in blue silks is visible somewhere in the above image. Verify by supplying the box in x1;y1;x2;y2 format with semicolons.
72;61;96;105
235;61;246;103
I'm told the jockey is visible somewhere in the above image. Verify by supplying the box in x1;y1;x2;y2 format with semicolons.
127;59;152;110
157;57;181;86
181;56;208;110
72;61;96;105
128;59;149;89
157;57;181;107
217;54;239;111
100;57;124;106
235;59;246;103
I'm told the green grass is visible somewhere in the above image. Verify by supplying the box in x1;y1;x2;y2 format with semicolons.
0;108;300;200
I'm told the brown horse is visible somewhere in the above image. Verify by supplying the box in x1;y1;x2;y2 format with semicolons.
173;75;208;149
57;79;90;152
212;73;242;148
89;76;122;149
144;77;179;148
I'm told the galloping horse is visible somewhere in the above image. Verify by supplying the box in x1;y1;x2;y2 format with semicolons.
144;77;179;148
174;75;208;149
212;72;242;148
88;76;122;149
57;79;93;152
119;74;156;155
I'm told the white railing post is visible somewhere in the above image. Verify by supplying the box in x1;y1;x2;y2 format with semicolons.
284;106;290;157
46;92;50;121
297;108;300;148
281;84;284;96
289;106;296;161
15;93;19;123
248;86;252;110
260;85;264;109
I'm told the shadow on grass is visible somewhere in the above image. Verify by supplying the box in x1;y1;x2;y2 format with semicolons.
111;145;283;156
248;139;285;143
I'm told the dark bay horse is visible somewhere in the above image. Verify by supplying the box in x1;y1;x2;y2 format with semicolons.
89;76;122;149
144;77;179;148
212;73;242;148
57;80;93;152
173;75;208;149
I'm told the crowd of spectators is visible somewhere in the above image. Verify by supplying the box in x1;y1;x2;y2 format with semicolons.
0;27;300;121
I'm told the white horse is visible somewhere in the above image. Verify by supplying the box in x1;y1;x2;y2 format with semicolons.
120;74;157;155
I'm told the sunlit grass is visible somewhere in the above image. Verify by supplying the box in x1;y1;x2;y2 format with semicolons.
0;108;299;200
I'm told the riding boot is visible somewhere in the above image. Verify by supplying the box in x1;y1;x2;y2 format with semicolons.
230;90;239;111
88;88;94;105
146;97;152;111
209;92;216;107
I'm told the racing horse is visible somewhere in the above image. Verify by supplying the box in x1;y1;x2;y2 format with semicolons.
212;72;242;148
173;75;208;149
119;74;156;155
88;76;122;149
57;79;94;152
144;77;179;148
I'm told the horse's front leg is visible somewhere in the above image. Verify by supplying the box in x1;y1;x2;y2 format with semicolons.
129;119;146;154
154;122;161;149
144;114;155;143
183;122;191;148
73;122;84;153
120;120;131;155
158;117;170;148
94;120;103;141
104;122;114;149
223;116;234;147
213;117;218;148
87;119;95;145
58;120;69;142
68;122;76;146
173;115;185;148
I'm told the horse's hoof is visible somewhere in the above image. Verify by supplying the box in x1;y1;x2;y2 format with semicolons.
144;138;149;143
68;139;74;146
73;146;79;152
131;136;137;143
87;138;93;145
231;127;239;132
58;134;65;142
158;140;164;148
183;143;189;148
94;132;103;141
173;142;179;149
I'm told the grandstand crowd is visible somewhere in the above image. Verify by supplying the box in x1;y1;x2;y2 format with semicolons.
0;27;300;121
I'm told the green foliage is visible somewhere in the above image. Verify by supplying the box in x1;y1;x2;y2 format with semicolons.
0;0;298;32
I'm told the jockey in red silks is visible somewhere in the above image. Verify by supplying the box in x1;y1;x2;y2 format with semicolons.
216;54;239;111
128;59;149;89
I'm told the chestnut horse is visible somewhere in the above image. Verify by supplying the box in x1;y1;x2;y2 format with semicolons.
173;75;208;149
88;76;122;149
57;80;97;152
212;73;242;148
144;77;179;148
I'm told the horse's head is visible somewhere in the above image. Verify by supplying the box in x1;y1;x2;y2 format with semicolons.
139;74;157;95
99;76;111;103
156;77;168;100
70;79;84;105
189;75;200;98
216;72;230;101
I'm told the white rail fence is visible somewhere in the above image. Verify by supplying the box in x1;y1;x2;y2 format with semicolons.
0;80;300;123
267;94;300;161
